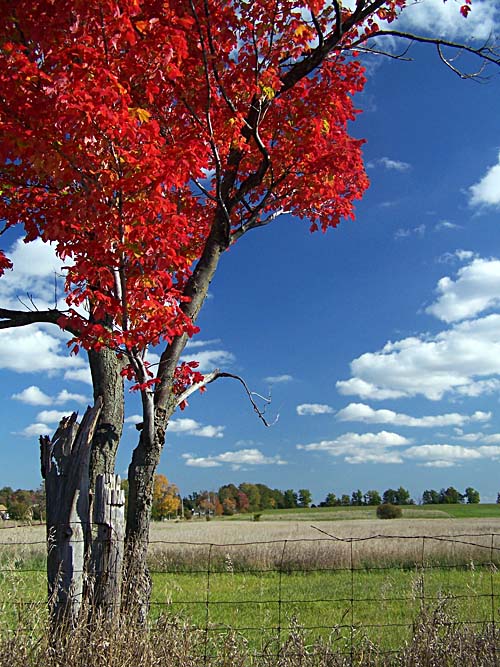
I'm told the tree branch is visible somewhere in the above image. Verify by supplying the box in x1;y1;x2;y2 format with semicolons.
173;369;278;427
0;307;80;334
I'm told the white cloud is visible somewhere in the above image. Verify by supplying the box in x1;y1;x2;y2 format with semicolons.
374;157;411;171
404;444;482;463
169;418;225;438
296;403;334;416
180;349;235;372
337;313;500;401
426;257;500;323
264;374;294;384
397;0;499;42
336;402;491;428
124;414;143;424
12;385;53;406
182;448;287;468
56;389;89;405
185;338;221;349
64;367;93;385
0;238;66;311
16;422;51;438
469;151;500;207
0;327;86;374
394;224;426;240
435;220;460;232
36;409;73;424
297;430;410;464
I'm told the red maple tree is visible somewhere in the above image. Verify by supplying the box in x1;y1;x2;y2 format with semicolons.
0;0;493;615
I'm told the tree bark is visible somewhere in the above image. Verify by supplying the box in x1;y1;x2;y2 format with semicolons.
88;348;125;490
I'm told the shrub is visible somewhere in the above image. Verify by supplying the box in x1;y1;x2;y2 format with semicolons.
377;503;402;519
253;513;262;522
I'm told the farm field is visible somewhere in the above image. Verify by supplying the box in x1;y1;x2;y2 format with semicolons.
1;510;500;653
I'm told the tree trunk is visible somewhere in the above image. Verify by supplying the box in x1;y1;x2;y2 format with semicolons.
88;348;125;489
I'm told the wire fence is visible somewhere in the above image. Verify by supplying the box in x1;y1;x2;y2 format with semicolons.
1;525;500;661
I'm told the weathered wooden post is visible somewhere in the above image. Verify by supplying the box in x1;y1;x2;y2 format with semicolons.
40;398;103;629
90;473;125;619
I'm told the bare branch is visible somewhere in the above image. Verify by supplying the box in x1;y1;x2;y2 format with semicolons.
354;30;500;78
173;369;278;427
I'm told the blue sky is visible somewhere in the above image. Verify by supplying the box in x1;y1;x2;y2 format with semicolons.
1;0;500;503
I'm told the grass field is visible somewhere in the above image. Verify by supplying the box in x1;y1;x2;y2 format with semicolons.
1;508;500;655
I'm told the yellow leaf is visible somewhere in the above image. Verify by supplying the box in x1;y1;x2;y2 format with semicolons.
129;107;151;122
294;24;309;38
261;85;275;100
322;118;330;135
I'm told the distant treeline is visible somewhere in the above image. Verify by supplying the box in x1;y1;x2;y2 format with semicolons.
181;483;483;517
0;482;486;522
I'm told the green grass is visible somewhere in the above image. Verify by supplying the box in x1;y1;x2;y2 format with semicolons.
218;503;500;521
149;565;500;651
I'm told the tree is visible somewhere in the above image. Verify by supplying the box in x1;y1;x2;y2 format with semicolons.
340;494;351;507
1;0;497;622
464;487;480;504
351;489;364;506
439;487;464;504
283;489;298;509
364;490;382;506
323;493;339;507
298;489;312;508
422;489;440;505
151;474;180;520
383;487;411;505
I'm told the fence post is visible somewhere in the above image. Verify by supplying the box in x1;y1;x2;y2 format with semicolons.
90;473;125;619
40;398;103;629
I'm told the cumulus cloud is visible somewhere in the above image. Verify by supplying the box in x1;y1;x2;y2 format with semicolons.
426;257;500;323
169;418;225;438
182;448;287;468
12;386;52;406
297;431;410;464
15;422;51;438
396;0;499;41
180;349;235;372
36;409;73;424
336;313;500;401
469;151;500;207
296;403;334;416
12;385;89;406
0;327;86;375
404;444;482;463
367;157;411;172
336;402;491;428
264;374;294;384
64;367;93;385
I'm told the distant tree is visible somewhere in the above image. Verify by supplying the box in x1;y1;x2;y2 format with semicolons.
464;487;480;504
382;488;398;505
298;489;312;508
271;489;286;509
383;487;411;505
351;489;364;506
283;489;298;509
340;494;351;507
497;493;500;505
439;487;464;504
422;489;440;505
151;474;180;520
256;484;276;510
237;491;250;513
218;484;240;514
239;483;261;512
323;493;339;507
364;490;382;506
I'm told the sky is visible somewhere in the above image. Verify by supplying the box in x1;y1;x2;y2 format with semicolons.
1;0;500;504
